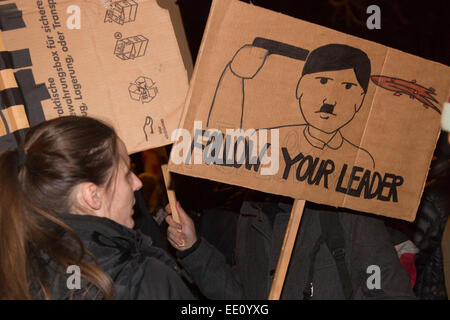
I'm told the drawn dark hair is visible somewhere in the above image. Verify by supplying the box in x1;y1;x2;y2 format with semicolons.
301;44;371;92
0;116;117;299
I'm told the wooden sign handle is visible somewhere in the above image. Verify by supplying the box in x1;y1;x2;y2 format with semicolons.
161;164;181;224
268;199;306;300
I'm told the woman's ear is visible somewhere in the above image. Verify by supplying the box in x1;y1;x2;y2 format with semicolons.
73;182;103;213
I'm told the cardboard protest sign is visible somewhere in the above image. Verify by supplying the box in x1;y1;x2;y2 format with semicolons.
169;0;450;221
0;0;189;154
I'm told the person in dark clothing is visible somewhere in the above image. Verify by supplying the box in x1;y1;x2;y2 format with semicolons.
166;201;416;299
413;131;450;299
0;116;193;300
133;190;168;251
45;213;192;299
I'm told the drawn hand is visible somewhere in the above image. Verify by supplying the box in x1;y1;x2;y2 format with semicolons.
229;44;269;79
165;202;198;251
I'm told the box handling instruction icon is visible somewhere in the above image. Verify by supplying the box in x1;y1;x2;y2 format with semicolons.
114;34;148;60
104;0;138;25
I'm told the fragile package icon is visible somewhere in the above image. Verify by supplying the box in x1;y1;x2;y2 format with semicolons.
114;35;148;60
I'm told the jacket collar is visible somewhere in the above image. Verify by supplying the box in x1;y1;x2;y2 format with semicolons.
58;213;183;274
59;213;154;253
60;213;140;239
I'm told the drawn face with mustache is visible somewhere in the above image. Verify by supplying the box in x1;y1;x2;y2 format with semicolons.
296;68;366;134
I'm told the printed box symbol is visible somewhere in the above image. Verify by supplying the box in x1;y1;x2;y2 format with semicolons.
104;0;138;25
129;85;141;101
129;76;158;103
114;35;148;60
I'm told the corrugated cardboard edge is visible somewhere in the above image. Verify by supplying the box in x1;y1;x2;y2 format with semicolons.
153;0;192;144
0;30;29;138
156;0;193;80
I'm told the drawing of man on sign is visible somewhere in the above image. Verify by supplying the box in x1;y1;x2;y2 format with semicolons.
206;39;443;171
207;40;375;169
270;44;375;169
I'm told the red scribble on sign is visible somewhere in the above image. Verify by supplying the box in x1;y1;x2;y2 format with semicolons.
370;75;441;115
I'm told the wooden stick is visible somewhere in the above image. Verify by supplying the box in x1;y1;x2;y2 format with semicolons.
268;199;306;300
161;164;185;247
161;164;181;224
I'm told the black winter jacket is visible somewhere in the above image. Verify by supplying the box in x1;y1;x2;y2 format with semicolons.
178;201;416;300
31;214;194;300
413;167;450;299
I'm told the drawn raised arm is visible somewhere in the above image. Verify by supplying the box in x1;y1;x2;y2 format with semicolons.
229;44;269;79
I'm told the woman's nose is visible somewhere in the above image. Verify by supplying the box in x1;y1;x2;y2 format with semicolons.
133;173;143;191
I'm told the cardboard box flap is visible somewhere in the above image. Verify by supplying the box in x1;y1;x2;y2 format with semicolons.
0;0;189;154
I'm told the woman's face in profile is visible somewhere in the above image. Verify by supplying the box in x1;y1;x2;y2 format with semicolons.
104;139;143;228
